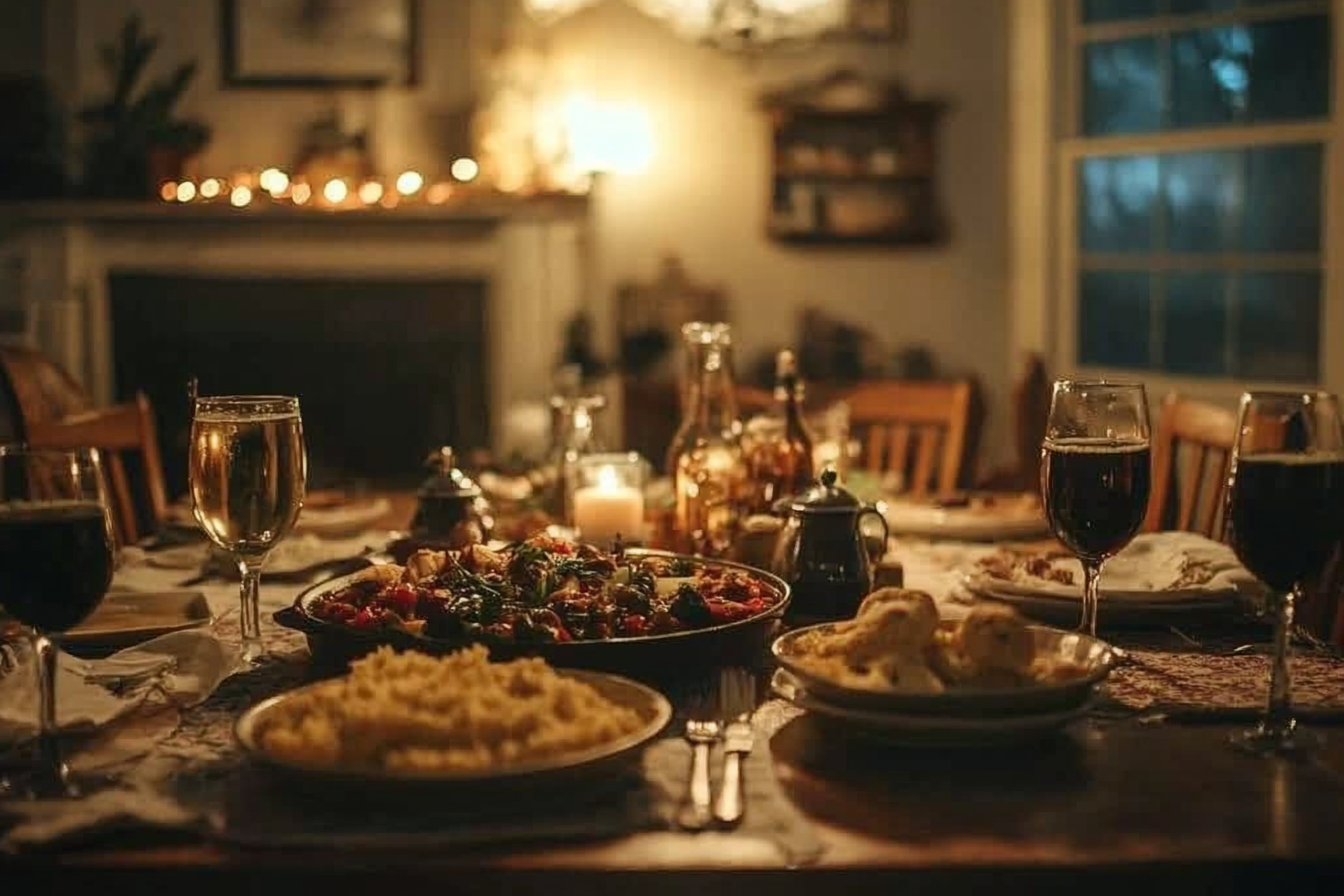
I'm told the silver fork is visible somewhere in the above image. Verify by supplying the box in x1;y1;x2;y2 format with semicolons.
676;691;721;831
713;667;756;828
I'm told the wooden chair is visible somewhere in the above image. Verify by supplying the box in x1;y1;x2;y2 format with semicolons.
1142;394;1238;539
25;392;169;544
844;379;976;498
0;344;93;443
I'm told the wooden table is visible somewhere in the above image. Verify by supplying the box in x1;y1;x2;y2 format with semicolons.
9;492;1344;891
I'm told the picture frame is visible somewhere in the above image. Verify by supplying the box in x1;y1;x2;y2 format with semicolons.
220;0;420;89
840;0;908;42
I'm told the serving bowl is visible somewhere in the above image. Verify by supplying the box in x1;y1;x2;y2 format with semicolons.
771;621;1115;718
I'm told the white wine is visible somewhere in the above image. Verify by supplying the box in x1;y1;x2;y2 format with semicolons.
190;409;306;559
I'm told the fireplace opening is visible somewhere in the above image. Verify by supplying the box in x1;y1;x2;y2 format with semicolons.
109;272;490;495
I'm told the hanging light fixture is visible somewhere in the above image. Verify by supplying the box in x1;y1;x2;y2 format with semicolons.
524;0;846;51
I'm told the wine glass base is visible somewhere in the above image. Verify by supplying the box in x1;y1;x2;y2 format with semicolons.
0;759;81;800
1230;722;1322;757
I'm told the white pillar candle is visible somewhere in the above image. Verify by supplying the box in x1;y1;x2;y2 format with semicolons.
573;465;645;548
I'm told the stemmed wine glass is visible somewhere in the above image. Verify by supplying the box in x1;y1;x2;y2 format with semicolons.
1040;380;1153;637
1224;391;1344;755
189;396;306;665
0;447;116;798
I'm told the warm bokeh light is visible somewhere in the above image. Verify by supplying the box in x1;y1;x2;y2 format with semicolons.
259;167;289;195
358;180;384;205
199;178;222;199
175;181;197;202
395;170;424;195
323;178;349;204
562;94;654;175
159;181;177;202
450;157;480;182
426;182;453;204
229;185;252;207
291;182;312;205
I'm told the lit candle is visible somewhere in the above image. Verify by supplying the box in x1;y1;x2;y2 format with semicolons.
573;465;644;549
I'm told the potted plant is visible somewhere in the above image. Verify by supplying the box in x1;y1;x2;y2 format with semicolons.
79;14;212;199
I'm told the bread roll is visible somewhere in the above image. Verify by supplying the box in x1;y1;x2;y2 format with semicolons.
956;603;1036;675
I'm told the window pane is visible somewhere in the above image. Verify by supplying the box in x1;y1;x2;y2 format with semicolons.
1083;0;1159;23
1244;143;1322;252
1162;272;1229;375
1169;0;1234;14
1084;38;1163;135
1080;155;1159;252
1162;150;1241;253
1079;271;1153;368
1170;16;1330;129
1235;272;1320;381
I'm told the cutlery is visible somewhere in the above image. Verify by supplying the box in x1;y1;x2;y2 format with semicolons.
712;667;755;828
675;692;720;832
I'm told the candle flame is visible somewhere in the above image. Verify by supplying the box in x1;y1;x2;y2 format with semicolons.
597;465;619;490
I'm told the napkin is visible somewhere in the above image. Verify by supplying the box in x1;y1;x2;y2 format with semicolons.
974;532;1266;604
0;629;239;745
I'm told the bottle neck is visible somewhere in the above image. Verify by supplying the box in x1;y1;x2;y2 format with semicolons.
686;343;738;433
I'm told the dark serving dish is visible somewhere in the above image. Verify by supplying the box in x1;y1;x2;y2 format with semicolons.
275;549;790;681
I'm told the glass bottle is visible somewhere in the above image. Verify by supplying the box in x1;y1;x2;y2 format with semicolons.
744;349;816;514
545;374;607;523
668;322;745;556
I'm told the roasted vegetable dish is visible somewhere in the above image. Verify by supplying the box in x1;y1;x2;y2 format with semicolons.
307;536;783;644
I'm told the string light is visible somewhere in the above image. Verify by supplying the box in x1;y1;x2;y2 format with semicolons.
153;162;585;210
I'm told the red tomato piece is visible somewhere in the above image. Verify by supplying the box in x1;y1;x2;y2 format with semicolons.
620;615;648;636
386;585;418;617
350;608;380;630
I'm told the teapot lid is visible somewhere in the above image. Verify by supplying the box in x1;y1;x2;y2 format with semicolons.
418;446;481;499
786;468;862;513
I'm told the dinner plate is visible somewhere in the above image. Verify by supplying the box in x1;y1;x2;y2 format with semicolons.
63;590;213;650
235;668;672;797
963;576;1244;629
771;621;1114;718
771;669;1087;748
878;494;1050;542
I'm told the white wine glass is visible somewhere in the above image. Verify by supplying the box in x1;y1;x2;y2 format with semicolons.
189;396;306;664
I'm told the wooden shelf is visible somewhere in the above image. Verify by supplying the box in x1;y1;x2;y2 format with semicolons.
773;171;933;184
768;226;947;248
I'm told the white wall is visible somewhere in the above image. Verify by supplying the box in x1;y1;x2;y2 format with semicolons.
58;0;1013;469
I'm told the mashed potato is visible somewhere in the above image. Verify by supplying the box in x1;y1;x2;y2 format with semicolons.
258;645;647;773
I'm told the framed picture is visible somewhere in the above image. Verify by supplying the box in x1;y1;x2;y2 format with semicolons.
841;0;907;42
221;0;419;89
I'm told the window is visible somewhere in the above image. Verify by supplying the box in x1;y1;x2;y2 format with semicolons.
1061;0;1332;384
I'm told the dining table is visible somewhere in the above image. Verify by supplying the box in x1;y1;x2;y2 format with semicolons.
5;490;1344;894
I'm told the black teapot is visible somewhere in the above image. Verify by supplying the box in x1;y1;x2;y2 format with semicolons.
390;447;494;562
770;469;889;625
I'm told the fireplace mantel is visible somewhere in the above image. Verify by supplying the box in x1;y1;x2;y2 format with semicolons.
0;196;593;456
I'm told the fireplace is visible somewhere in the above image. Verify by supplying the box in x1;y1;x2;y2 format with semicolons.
109;272;489;492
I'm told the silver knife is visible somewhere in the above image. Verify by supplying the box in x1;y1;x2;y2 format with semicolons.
712;711;753;826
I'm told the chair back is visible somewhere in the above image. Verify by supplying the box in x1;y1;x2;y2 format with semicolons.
1143;394;1237;538
25;392;168;544
845;379;976;497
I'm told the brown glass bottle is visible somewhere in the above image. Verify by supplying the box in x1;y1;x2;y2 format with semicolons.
745;350;815;513
667;322;744;556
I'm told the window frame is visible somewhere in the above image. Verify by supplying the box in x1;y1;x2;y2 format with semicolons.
1047;0;1343;403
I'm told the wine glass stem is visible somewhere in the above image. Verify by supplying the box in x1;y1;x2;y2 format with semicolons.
32;630;67;792
1081;560;1102;638
237;558;264;663
1263;587;1298;738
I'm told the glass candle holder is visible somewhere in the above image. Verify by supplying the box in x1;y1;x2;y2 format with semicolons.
569;452;648;549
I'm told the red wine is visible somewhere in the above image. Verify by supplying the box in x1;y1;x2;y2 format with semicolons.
0;502;114;632
1041;438;1152;563
1227;453;1344;593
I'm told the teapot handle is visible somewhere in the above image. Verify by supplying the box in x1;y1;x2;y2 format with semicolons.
856;506;889;563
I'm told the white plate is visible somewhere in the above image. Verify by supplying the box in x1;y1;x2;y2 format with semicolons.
236;668;672;794
879;495;1050;542
771;669;1086;748
964;576;1243;629
771;622;1114;717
